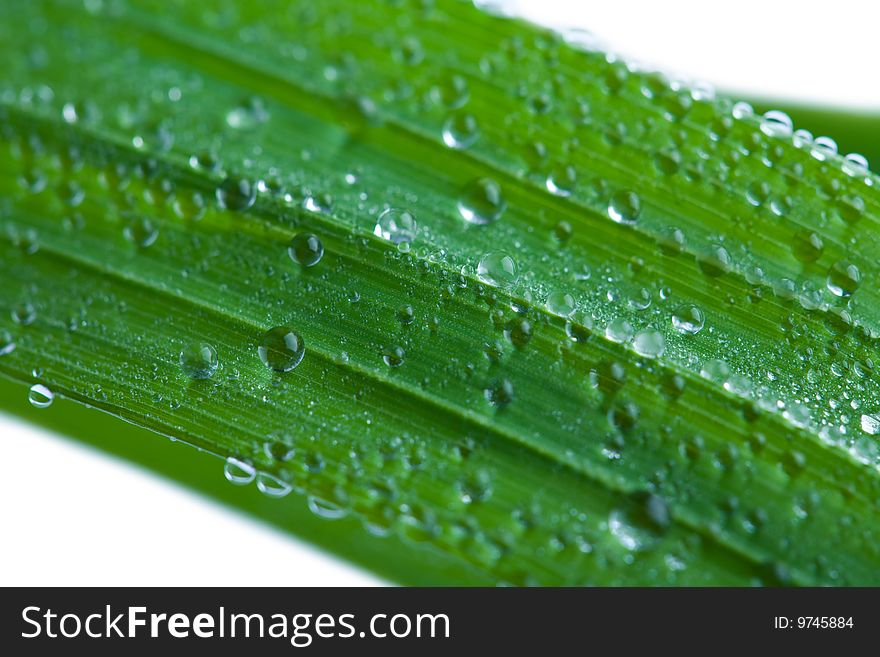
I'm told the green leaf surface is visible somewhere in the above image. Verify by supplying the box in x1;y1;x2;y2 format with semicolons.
2;0;880;585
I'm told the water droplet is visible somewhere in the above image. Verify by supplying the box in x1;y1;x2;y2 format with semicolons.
826;261;860;298
442;113;479;149
605;317;633;343
28;383;54;409
256;472;292;498
374;208;417;244
697;246;732;277
792;229;824;263
608;190;640;224
258;327;305;372
545;290;575;316
225;97;269;130
545;165;577;197
837;194;865;224
860;414;880;436
224;457;256;485
0;330;15;356
459;470;493;503
609;494;669;551
458;178;506;225
477;252;517;287
288;233;324;267
484;378;514;407
382;345;405;367
123;216;159;248
632;329;665;358
308;495;348;519
759;110;793;138
672;305;705;334
179;342;219;379
12;303;36;326
215;177;256;211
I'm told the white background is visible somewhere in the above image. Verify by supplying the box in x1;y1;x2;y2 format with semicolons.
1;0;878;586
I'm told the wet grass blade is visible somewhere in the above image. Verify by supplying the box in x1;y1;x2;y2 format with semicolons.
1;0;880;585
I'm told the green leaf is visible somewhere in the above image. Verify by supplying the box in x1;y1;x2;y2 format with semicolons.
1;0;879;585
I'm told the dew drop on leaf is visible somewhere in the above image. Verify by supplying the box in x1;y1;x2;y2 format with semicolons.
0;330;16;356
608;190;640;224
288;233;324;267
826;261;860;298
123;216;159;248
224;457;256;485
374;208;417;244
672;305;705;334
477;252;517;287
28;383;54;409
215;176;256;211
256;472;292;498
458;177;506;225
258;327;305;372
632;329;665;358
442;113;479;149
179;342;219;380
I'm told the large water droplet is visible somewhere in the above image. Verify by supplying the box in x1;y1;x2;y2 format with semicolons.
826;261;860;298
605;317;633;343
458;178;506;225
258;327;305;372
215;177;256;211
0;330;15;356
28;383;54;409
609;494;669;551
288;233;324;267
608;190;640;224
545;165;577;197
256;472;292;498
442;113;479;149
123;216;158;248
224;457;256;485
792;229;824;263
225;97;269;130
374;208;417;244
179;342;219;379
12;303;36;326
632;329;665;358
672;305;705;334
477;252;517;287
